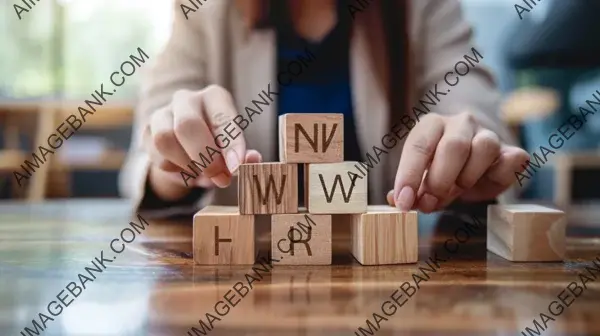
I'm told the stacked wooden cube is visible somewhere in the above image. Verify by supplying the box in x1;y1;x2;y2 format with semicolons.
193;113;418;266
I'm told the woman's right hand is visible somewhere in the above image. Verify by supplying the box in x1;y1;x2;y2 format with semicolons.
143;85;262;200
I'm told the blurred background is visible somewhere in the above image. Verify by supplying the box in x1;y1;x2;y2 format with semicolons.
0;0;599;224
0;0;172;199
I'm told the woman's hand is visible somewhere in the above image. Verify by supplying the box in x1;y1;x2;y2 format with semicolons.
143;85;262;200
387;112;529;213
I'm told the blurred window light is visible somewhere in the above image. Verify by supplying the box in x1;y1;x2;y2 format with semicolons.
0;0;173;101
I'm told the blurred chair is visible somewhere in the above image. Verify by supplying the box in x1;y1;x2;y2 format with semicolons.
46;102;134;198
0;102;56;201
0;111;28;197
0;101;134;200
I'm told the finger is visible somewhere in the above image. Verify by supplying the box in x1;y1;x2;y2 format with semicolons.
172;90;231;188
460;145;529;202
155;169;214;188
459;177;507;202
194;175;216;188
429;184;463;212
157;160;181;173
147;146;180;173
201;85;247;174
483;145;530;187
422;113;476;201
394;114;445;211
415;172;438;212
148;156;215;187
386;190;395;206
415;170;429;199
149;106;192;171
151;167;192;186
455;129;501;189
417;193;439;213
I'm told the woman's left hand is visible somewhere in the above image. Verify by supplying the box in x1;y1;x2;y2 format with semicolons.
387;112;530;213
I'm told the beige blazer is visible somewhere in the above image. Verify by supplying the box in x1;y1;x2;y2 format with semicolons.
120;0;514;215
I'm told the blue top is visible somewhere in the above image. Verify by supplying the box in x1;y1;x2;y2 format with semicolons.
275;4;362;204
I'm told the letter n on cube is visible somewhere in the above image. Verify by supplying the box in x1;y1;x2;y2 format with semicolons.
279;113;343;163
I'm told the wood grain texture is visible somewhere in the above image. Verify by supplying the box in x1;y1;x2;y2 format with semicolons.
193;206;255;265
487;204;566;262
279;113;343;163
348;205;418;265
303;163;309;208
238;163;298;215
272;212;332;265
306;162;367;214
3;200;600;336
270;268;333;306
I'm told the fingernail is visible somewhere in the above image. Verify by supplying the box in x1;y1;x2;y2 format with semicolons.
211;173;231;188
395;186;415;211
225;151;240;174
418;193;439;213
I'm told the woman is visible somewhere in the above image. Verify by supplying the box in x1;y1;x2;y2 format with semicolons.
120;0;529;215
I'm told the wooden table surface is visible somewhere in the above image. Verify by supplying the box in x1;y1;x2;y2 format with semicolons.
1;200;599;336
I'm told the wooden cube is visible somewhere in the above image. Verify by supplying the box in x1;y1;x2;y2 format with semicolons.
349;206;418;265
239;163;298;215
487;204;566;262
193;206;255;265
271;212;332;265
279;113;343;163
306;162;367;214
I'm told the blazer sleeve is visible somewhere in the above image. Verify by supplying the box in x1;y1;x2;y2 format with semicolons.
119;0;215;215
415;0;515;145
414;0;523;201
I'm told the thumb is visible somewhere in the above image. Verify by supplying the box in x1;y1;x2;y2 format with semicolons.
244;149;263;164
223;145;245;175
386;190;395;207
228;149;263;177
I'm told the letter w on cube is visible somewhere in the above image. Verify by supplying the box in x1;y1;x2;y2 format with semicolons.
239;163;298;214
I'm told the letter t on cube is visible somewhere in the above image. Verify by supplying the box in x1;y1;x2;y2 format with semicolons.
279;113;343;163
193;206;255;265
